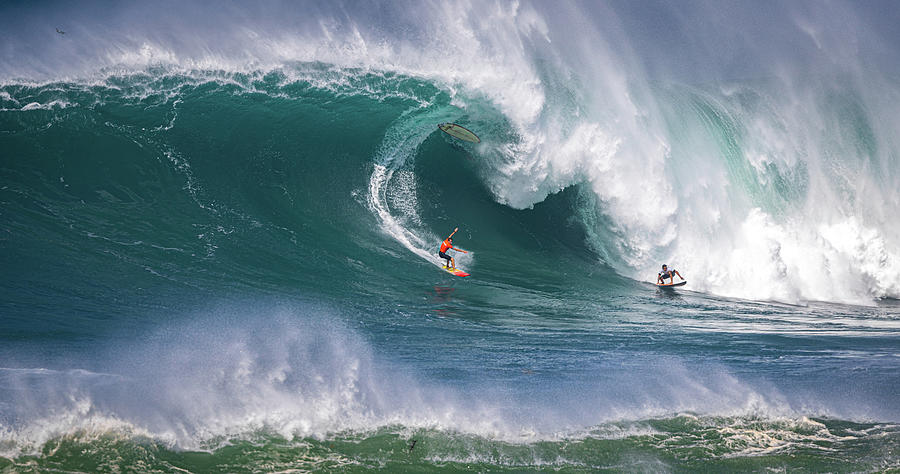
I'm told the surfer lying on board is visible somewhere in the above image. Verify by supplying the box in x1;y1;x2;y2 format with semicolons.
439;227;467;269
657;264;684;284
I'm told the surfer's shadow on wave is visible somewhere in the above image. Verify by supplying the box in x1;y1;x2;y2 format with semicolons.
654;289;685;302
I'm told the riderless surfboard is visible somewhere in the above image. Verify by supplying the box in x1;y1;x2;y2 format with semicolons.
438;123;480;143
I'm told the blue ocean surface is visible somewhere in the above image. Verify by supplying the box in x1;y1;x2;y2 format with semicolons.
1;1;899;471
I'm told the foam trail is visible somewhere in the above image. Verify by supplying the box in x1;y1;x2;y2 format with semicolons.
368;163;434;263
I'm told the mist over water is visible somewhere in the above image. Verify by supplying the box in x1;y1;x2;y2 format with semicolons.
2;0;900;471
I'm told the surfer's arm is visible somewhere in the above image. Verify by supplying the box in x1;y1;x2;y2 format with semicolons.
674;270;684;280
452;248;467;253
447;227;458;239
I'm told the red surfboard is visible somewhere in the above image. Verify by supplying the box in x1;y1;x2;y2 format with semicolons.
442;265;470;277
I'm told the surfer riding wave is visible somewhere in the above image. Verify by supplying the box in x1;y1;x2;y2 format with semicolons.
657;264;684;285
439;227;467;269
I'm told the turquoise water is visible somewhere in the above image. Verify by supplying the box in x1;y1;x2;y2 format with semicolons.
2;1;900;472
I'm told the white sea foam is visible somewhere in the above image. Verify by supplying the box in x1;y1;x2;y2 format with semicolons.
0;303;859;458
0;305;508;455
18;100;71;111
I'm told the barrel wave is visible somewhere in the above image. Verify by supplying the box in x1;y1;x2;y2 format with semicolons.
1;1;899;471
